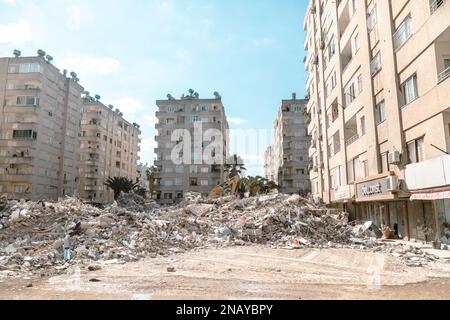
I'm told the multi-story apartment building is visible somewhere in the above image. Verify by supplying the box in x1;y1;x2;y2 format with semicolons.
77;96;141;204
264;146;276;182
154;90;229;204
304;0;450;242
265;95;311;194
0;50;84;201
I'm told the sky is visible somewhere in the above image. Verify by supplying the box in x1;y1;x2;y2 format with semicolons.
0;0;308;176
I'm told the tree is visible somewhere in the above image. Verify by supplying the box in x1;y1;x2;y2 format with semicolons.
237;176;279;197
225;154;246;178
104;177;138;200
145;166;159;199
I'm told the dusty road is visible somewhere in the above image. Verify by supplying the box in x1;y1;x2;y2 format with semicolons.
1;246;450;300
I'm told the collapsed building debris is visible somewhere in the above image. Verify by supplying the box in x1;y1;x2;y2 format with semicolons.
0;193;445;278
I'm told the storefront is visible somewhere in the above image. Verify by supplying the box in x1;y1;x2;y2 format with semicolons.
354;173;410;239
330;185;355;217
405;155;450;242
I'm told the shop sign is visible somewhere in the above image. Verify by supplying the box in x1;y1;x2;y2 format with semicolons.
356;177;392;199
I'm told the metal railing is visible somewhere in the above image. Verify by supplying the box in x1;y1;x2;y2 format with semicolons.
345;134;359;146
430;0;445;14
438;66;450;83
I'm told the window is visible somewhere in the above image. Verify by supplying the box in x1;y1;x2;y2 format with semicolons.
294;105;302;112
327;36;335;61
200;180;209;186
344;82;355;106
363;160;369;178
367;6;378;31
16;96;39;106
393;15;413;50
201;167;209;173
175;178;183;186
331;71;337;89
357;74;363;93
190;178;198;186
370;52;382;75
445;59;450;70
352;0;357;14
360;116;366;136
190;165;198;173
8;66;17;74
167;106;175;112
347;157;360;183
408;137;425;163
19;63;41;73
380;152;389;173
192;116;199;122
401;74;418;106
201;105;208;111
166;118;175;124
163;193;173;200
163;180;173;186
375;101;386;125
13;130;37;140
354;33;360;52
175;165;184;173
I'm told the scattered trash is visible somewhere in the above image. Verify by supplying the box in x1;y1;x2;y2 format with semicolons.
88;265;101;272
89;278;101;282
167;267;176;273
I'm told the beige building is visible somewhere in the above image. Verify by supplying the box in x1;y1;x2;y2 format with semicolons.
304;0;450;241
78;97;141;204
0;50;84;201
154;90;229;204
265;95;311;194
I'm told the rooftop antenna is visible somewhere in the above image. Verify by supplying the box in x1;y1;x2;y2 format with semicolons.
63;69;68;77
70;71;77;79
37;49;46;58
13;49;21;58
292;92;297;100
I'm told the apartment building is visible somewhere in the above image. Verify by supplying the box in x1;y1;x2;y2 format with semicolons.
264;146;276;182
154;90;229;204
304;0;450;242
0;50;84;201
265;95;311;194
77;97;141;204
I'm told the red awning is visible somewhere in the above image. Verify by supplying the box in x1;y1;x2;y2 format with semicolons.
410;191;450;201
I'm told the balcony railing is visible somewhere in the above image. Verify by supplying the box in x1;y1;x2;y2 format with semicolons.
345;134;359;146
438;66;450;83
430;0;445;14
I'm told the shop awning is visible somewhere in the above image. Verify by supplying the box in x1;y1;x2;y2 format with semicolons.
410;191;450;200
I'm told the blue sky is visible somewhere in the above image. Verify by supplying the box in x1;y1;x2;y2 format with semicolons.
0;0;308;175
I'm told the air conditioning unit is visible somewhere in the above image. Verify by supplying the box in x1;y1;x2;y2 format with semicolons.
387;176;399;192
388;151;401;164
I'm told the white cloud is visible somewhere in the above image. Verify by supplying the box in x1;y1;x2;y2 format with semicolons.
112;97;145;115
59;55;120;76
139;137;157;165
227;117;247;126
66;6;81;30
2;0;16;4
158;1;175;14
0;18;31;44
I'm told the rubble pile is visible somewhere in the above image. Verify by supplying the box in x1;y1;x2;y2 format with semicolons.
0;193;445;277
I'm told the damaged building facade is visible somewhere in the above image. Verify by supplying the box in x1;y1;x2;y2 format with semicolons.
154;91;229;204
78;98;141;204
303;0;450;243
0;51;84;200
0;50;141;202
265;95;311;195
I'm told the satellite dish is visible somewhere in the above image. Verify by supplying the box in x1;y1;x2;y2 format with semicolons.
94;94;101;101
46;55;53;63
108;104;114;109
37;49;46;58
70;71;77;79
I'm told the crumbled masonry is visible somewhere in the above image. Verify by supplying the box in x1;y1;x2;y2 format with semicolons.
0;192;443;278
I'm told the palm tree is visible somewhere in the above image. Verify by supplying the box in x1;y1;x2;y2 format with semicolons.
145;166;159;199
104;177;138;200
225;154;246;178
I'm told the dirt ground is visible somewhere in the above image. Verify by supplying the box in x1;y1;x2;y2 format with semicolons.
1;246;450;300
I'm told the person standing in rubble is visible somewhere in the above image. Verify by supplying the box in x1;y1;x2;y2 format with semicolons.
63;235;71;261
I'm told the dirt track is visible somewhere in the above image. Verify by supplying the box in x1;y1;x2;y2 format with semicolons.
1;246;450;300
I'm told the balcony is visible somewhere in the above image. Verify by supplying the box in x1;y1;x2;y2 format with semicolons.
438;66;450;83
345;134;359;146
430;0;446;14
